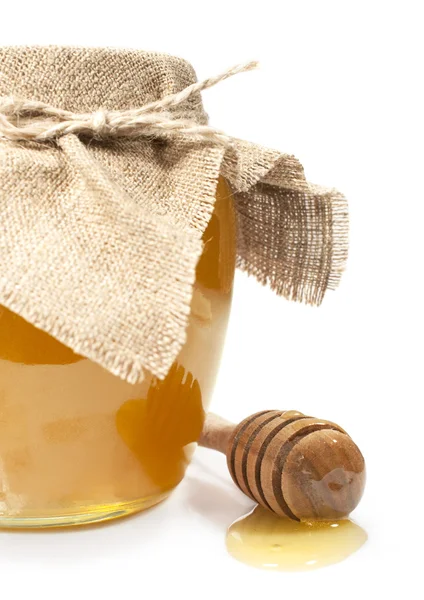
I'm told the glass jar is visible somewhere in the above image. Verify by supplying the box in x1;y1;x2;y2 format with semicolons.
0;177;236;528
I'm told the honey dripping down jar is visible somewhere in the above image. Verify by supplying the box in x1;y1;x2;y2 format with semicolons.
0;177;236;528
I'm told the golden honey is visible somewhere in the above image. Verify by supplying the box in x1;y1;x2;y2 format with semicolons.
0;178;236;528
226;506;367;571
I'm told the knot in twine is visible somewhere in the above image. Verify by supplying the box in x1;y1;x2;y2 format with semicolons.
0;61;258;145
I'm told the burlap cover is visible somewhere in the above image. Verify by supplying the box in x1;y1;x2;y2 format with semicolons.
0;47;348;383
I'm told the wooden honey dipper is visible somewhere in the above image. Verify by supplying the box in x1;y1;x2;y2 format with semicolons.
199;410;366;521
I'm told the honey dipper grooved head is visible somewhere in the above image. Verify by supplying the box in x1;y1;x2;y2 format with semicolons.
226;410;366;521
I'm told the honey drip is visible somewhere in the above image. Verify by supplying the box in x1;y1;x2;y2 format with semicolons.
226;506;367;571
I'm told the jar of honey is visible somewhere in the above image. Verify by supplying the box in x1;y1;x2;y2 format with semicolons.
0;46;347;530
0;177;236;528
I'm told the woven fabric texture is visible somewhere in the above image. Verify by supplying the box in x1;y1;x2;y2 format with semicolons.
0;46;348;383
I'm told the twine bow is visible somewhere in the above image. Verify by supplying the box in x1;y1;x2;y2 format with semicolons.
0;61;258;145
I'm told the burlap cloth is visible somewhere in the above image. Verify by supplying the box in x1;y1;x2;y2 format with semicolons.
0;46;348;384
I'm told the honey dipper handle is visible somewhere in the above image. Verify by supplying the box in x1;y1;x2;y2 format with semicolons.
198;413;235;454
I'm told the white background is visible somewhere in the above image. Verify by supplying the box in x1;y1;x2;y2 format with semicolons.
1;1;423;598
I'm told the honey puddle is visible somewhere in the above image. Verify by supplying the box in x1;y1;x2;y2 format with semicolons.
226;506;367;571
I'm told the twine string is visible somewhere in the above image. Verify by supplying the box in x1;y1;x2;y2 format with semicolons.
0;61;258;144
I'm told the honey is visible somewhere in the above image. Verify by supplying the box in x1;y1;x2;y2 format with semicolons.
0;177;236;528
226;506;367;571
